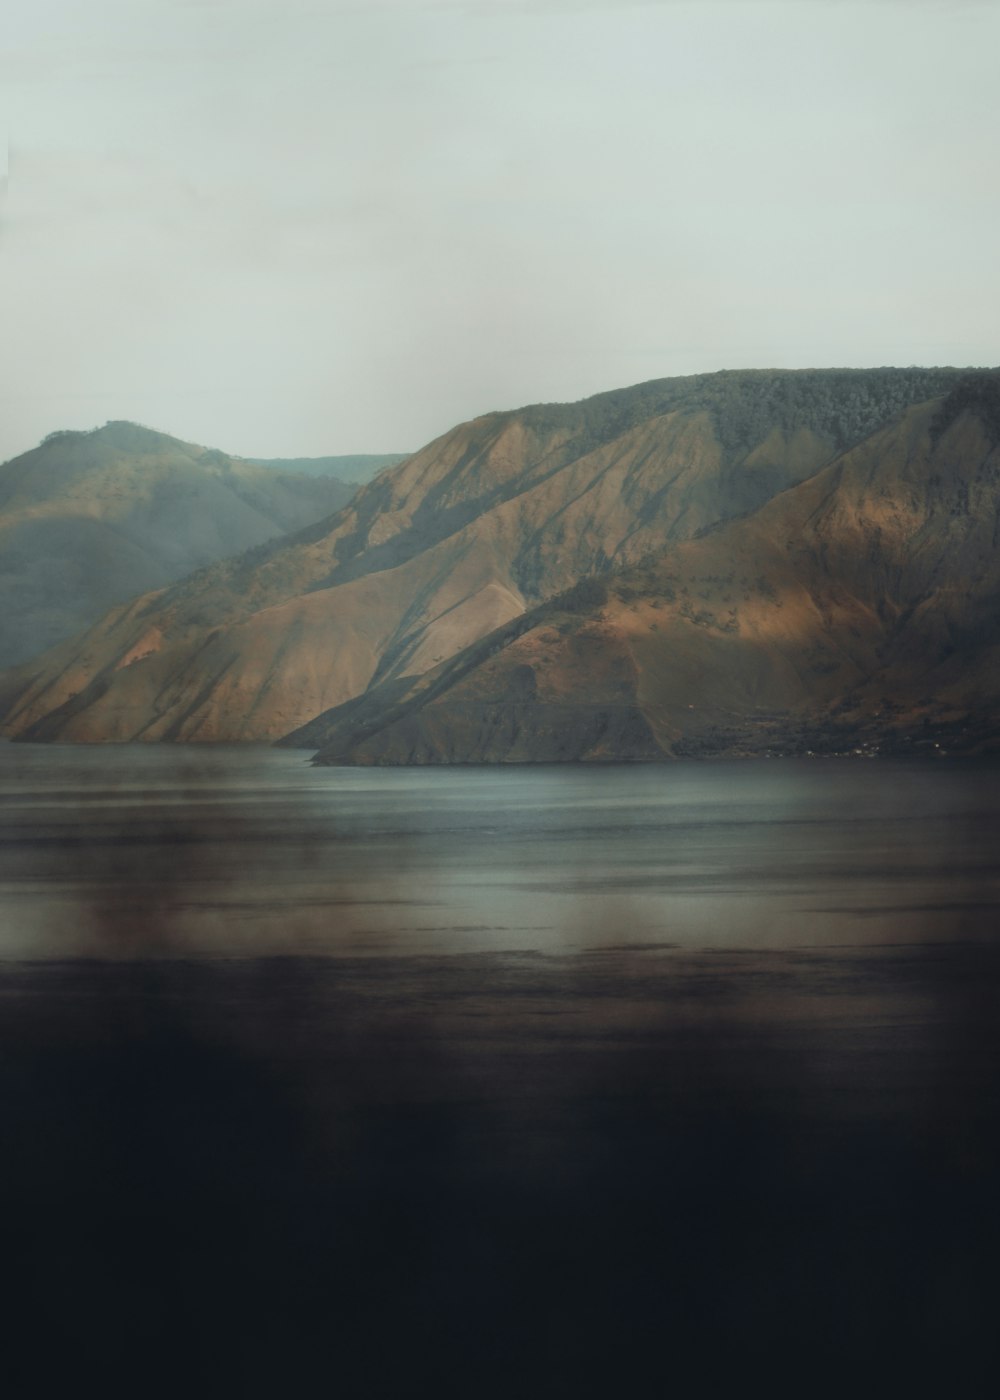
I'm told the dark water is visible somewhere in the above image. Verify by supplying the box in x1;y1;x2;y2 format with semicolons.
2;745;999;1395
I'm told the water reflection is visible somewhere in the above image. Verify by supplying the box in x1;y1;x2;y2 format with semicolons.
1;744;998;958
1;745;998;1393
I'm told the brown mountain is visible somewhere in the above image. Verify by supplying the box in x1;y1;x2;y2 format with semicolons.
0;369;975;744
0;421;360;669
293;375;1000;764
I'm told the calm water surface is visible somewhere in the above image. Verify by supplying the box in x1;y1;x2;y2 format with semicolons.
2;742;997;957
2;744;998;1396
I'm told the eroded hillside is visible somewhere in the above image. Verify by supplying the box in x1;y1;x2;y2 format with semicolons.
0;369;978;744
297;380;1000;763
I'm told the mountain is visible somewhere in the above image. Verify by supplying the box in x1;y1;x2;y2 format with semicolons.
246;454;408;482
0;369;978;745
0;421;363;670
292;376;1000;764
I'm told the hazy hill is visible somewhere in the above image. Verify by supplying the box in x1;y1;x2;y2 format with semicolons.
0;369;978;744
0;421;360;668
245;453;408;483
293;376;1000;764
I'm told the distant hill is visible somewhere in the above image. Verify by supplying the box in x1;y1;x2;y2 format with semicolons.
0;367;981;746
291;375;1000;763
0;421;359;668
244;454;408;483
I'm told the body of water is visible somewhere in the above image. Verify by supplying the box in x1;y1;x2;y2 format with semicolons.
1;744;998;1395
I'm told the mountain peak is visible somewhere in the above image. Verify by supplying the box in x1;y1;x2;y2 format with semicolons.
3;365;994;747
31;421;190;460
93;420;189;451
0;423;360;670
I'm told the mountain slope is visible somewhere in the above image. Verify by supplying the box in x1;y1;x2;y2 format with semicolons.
0;421;359;668
246;453;408;482
0;369;976;743
295;377;1000;764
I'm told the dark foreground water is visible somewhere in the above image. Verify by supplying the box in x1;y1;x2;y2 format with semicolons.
1;745;999;1396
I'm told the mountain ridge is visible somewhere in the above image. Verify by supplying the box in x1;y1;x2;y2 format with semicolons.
0;420;365;669
242;453;408;483
296;385;1000;764
0;368;989;746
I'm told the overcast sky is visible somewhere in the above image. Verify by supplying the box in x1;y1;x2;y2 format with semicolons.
2;0;997;461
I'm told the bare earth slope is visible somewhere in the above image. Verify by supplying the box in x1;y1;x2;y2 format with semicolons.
0;421;358;668
297;377;1000;763
0;369;973;743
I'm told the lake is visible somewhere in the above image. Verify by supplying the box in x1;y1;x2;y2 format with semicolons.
2;744;998;1395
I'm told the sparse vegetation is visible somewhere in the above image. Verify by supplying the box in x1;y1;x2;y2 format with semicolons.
516;367;977;464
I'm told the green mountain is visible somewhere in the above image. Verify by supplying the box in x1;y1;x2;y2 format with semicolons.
245;454;408;483
0;421;359;669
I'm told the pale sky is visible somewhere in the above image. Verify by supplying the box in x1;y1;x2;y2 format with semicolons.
2;0;997;461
